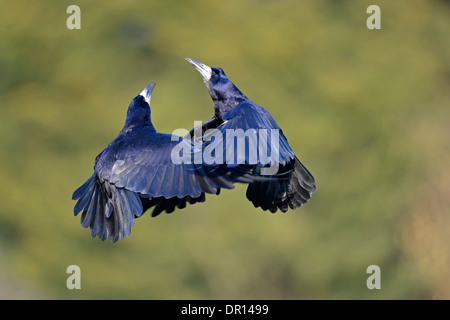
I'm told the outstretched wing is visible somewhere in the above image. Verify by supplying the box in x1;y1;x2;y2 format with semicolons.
198;101;295;168
72;171;208;243
98;133;256;199
192;101;316;213
73;133;258;243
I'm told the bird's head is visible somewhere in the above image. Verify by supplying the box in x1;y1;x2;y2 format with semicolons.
186;58;247;118
123;82;156;131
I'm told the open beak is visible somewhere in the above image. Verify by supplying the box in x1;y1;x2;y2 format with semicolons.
185;58;213;82
140;82;156;105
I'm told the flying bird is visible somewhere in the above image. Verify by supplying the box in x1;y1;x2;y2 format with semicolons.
185;58;316;213
72;82;256;242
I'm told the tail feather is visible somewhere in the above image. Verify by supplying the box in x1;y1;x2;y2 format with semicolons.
246;157;316;213
72;174;143;242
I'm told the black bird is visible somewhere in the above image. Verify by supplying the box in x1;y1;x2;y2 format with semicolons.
72;82;256;242
185;58;316;213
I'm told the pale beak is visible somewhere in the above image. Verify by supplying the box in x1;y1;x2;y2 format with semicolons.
185;58;213;82
140;82;156;105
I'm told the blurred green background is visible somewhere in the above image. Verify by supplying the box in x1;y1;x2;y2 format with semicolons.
0;0;449;299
